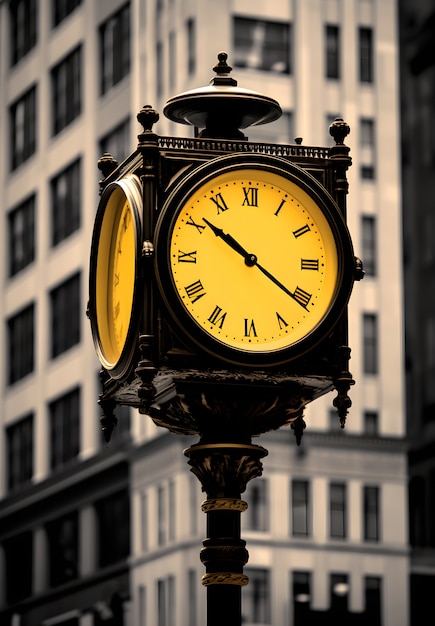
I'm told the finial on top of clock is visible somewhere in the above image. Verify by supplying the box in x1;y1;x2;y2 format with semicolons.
163;51;282;140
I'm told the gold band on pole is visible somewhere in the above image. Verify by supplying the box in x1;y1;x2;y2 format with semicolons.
202;572;249;587
201;498;248;513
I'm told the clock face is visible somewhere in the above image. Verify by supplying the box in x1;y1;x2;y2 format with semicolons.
90;176;142;377
155;156;354;366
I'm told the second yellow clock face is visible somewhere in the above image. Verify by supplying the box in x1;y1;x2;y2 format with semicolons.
96;189;136;368
166;167;340;357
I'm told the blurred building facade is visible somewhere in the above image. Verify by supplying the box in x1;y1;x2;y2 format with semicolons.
399;0;435;624
0;1;407;625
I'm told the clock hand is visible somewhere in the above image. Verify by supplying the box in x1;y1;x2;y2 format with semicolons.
202;218;257;266
203;218;310;310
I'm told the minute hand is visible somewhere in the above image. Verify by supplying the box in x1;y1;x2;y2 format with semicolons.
202;218;310;311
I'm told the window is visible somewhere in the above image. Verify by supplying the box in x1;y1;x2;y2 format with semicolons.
188;569;197;626
7;303;35;384
51;46;81;135
364;410;379;435
100;118;130;164
363;313;378;374
8;194;36;276
10;0;37;65
7;413;33;491
359;27;374;83
330;573;349;615
325;25;340;79
10;85;37;170
157;576;175;626
292;479;310;536
361;216;376;275
52;0;81;27
233;17;291;74
141;493;148;551
330;483;346;538
100;3;130;95
49;387;80;469
244;478;268;531
360;118;376;179
365;577;382;626
187;18;195;75
50;273;81;357
95;490;130;567
242;568;271;624
3;531;33;604
364;486;380;541
51;159;81;246
46;511;79;586
158;485;167;546
293;571;311;624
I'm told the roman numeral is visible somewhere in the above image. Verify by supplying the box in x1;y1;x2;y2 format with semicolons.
184;280;206;303
208;305;227;329
274;199;286;216
301;258;319;270
244;318;257;337
209;192;229;214
122;209;131;231
114;273;120;286
276;312;288;330
242;187;258;206
293;224;311;238
177;250;197;263
114;301;121;319
185;215;206;233
292;286;312;309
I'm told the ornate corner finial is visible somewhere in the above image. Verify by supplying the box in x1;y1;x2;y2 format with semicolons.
295;137;303;145
329;117;350;145
98;152;118;179
137;104;160;134
291;414;306;446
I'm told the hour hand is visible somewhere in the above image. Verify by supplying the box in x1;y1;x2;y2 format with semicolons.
202;218;257;266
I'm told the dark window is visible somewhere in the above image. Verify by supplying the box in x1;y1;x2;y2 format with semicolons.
364;410;379;435
3;531;33;603
51;159;81;246
99;118;130;164
292;479;310;536
8;194;36;276
363;313;378;374
362;216;376;276
242;568;271;624
233;16;291;74
365;577;382;626
325;25;340;79
49;386;80;469
10;85;37;170
293;571;311;624
46;511;79;586
330;483;346;538
244;478;268;531
52;0;82;27
96;490;130;567
360;118;376;179
364;485;380;541
158;484;166;546
100;3;130;95
7;413;33;491
157;576;175;626
50;273;81;357
7;303;35;384
330;573;349;616
10;0;37;65
187;18;195;75
359;26;374;83
51;46;81;135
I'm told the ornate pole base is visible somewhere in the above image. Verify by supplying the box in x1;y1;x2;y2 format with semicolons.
185;442;268;626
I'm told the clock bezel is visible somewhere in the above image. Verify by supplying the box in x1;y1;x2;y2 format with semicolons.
154;153;355;367
89;174;143;379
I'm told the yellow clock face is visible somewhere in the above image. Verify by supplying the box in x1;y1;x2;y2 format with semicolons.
156;157;353;366
91;176;142;376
